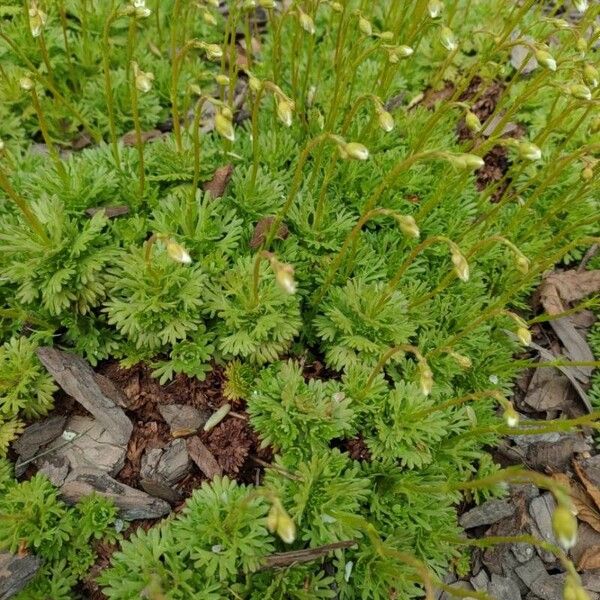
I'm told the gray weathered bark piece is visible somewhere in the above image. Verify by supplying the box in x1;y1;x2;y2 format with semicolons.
0;553;41;600
459;499;515;529
60;468;170;520
37;348;132;445
158;404;211;438
186;436;222;479
13;416;67;475
140;440;190;485
489;574;521;600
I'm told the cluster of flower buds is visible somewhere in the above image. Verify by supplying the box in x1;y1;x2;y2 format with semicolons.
428;0;443;19
28;3;47;38
132;62;154;93
120;0;151;18
267;498;296;544
264;252;297;294
384;45;414;64
446;152;485;171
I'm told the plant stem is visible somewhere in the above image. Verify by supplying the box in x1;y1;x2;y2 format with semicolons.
130;73;145;201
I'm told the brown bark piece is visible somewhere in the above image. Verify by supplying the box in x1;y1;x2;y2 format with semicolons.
37;348;132;446
186;435;222;479
574;457;600;512
158;404;210;438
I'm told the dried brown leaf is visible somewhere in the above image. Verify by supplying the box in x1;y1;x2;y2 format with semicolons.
574;459;600;512
121;129;163;147
250;216;289;249
553;473;600;534
203;164;234;198
186;436;222;479
539;270;600;315
578;546;600;571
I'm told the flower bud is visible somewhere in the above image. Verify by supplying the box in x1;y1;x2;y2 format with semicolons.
552;504;577;550
275;507;296;544
591;117;600;134
276;98;294;127
450;351;472;369
428;0;443;18
517;141;542;161
515;254;530;274
465;110;482;133
134;68;154;93
205;0;219;6
535;49;556;71
202;10;217;25
215;110;235;141
574;0;588;13
451;250;470;282
165;239;192;264
266;503;279;533
259;0;276;7
576;37;588;53
343;142;369;161
377;109;395;132
359;16;372;36
418;361;434;396
582;166;594;181
378;31;394;41
396;215;420;239
215;74;230;86
440;26;457;51
447;153;484;170
269;256;297;294
299;11;315;35
19;76;34;91
204;43;223;60
248;75;262;93
28;6;47;37
503;402;519;427
583;64;599;89
330;1;343;12
517;326;531;346
132;0;152;18
569;83;592;101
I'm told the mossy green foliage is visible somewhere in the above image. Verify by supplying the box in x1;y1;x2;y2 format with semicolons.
0;0;599;598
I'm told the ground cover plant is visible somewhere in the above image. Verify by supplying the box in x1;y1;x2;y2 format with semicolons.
0;0;599;598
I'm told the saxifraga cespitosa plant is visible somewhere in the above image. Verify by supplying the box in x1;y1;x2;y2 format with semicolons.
0;0;599;598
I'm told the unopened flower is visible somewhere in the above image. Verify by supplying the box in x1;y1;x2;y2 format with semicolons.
503;402;519;428
573;0;588;13
535;49;556;71
447;153;484;170
450;351;472;369
396;215;420;239
203;403;231;432
276;97;294;127
330;1;343;12
428;0;443;18
517;141;542;161
204;43;223;61
465;111;482;133
358;16;372;36
387;45;414;63
343;142;369;160
377;108;395;132
19;76;34;91
451;249;470;282
582;165;594;181
418;361;434;396
267;499;296;544
268;256;297;294
299;11;315;35
215;74;230;86
165;239;192;264
552;504;577;550
569;83;592;101
134;68;154;93
132;0;152;18
258;0;276;8
378;31;394;41
583;64;599;89
28;5;47;37
576;37;588;53
202;10;217;25
515;254;530;274
215;110;235;141
440;26;457;51
517;326;531;346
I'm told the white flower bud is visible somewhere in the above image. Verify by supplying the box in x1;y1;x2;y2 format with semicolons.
583;64;599;89
396;215;420;239
165;239;192;264
204;43;223;60
358;16;372;36
377;109;395;132
517;141;542;161
135;69;154;93
517;326;531;346
574;0;588;13
28;6;47;37
465;111;482;133
535;49;556;71
552;504;577;550
428;0;443;18
503;402;519;428
343;142;369;160
440;26;457;51
418;361;434;396
569;83;592;101
276;98;294;127
215;74;230;86
299;11;315;35
215;110;235;141
451;250;470;282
